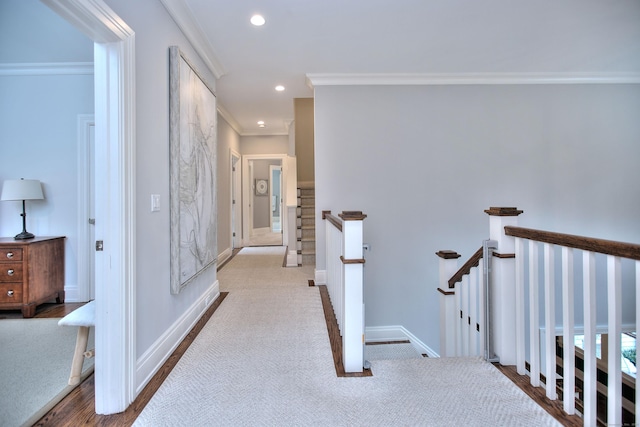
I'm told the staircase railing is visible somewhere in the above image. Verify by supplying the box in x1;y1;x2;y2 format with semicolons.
322;210;367;373
438;207;640;426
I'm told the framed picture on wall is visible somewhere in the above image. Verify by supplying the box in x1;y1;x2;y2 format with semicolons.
169;45;217;295
255;179;268;196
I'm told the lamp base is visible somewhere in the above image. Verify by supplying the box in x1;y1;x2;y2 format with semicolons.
14;231;35;240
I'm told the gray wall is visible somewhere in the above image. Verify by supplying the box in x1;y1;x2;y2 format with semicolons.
217;114;241;258
314;83;640;354
105;0;219;358
0;0;221;363
241;134;288;155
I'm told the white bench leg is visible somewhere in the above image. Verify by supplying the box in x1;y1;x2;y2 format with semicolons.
68;325;90;386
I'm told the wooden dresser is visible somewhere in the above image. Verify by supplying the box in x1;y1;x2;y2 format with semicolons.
0;236;65;318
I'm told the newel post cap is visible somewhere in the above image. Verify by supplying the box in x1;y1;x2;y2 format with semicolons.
339;211;367;221
484;207;523;216
436;250;461;259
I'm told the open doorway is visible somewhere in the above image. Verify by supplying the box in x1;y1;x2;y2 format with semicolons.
248;158;282;246
242;154;287;247
44;0;136;415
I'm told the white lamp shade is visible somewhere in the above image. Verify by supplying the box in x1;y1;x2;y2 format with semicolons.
1;179;44;201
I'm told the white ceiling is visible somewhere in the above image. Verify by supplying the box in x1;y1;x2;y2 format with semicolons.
3;1;638;136
168;0;640;136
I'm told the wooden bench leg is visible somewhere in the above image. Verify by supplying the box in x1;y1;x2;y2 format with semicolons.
69;326;90;386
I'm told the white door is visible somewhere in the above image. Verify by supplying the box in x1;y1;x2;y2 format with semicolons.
78;115;96;301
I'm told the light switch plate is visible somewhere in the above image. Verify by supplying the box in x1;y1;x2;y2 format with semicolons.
151;194;160;212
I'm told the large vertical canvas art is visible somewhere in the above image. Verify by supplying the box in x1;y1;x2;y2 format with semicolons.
169;46;217;294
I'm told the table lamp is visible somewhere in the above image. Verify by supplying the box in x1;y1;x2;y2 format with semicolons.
1;178;44;240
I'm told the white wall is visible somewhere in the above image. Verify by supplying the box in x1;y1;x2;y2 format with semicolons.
0;0;94;301
0;72;94;297
314;83;640;354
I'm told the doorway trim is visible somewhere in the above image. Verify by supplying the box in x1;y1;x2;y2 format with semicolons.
76;114;95;302
269;165;282;233
42;0;136;415
230;149;241;250
242;154;288;247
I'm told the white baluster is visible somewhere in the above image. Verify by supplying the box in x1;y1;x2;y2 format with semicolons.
470;267;478;356
582;251;597;427
529;241;540;387
544;243;557;400
461;275;469;357
561;247;575;415
636;260;640;420
607;255;622;427
515;237;526;375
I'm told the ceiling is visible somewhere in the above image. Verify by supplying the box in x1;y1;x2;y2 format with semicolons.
167;0;640;137
3;1;638;137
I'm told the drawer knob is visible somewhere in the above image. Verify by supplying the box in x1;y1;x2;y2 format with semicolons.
6;252;13;259
7;269;14;276
7;290;14;297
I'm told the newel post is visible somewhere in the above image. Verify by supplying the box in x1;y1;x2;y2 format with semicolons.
484;207;523;365
436;250;461;357
339;211;367;372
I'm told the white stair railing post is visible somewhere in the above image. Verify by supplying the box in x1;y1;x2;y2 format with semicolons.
436;250;461;357
484;207;523;365
339;211;367;373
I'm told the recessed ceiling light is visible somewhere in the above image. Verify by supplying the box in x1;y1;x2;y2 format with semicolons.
250;14;265;26
275;85;285;92
257;121;266;128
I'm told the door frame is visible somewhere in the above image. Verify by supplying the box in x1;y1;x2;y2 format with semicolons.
242;154;288;247
77;114;95;302
230;149;241;250
269;165;282;233
43;0;136;415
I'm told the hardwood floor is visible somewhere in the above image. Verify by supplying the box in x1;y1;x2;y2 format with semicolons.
493;364;584;427
317;283;372;378
33;293;228;426
0;302;85;320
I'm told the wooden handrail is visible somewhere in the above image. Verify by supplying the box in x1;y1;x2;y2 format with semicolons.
504;226;640;261
448;246;483;288
322;210;342;232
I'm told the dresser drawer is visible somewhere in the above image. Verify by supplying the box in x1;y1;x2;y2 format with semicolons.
0;248;22;262
0;283;23;303
0;263;23;282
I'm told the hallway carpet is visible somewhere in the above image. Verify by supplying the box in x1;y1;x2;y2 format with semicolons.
133;247;560;426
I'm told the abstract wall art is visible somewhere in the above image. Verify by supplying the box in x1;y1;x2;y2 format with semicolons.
169;46;217;294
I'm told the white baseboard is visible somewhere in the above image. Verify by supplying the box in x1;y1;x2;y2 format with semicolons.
217;247;232;266
365;325;439;358
63;283;80;302
286;249;298;267
135;280;220;394
315;269;327;285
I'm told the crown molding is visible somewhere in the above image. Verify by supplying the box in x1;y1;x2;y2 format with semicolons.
306;72;640;88
240;130;289;137
217;103;243;135
0;62;94;76
159;0;225;79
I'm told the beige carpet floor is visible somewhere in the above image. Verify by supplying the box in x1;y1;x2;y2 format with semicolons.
133;246;560;426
